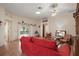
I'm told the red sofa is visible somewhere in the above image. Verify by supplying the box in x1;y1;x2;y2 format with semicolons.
20;36;71;56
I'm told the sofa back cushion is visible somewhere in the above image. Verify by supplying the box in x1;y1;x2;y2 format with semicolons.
32;37;57;50
20;36;32;42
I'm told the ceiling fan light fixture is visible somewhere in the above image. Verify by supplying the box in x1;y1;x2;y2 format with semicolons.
35;6;42;15
51;12;56;16
35;11;41;14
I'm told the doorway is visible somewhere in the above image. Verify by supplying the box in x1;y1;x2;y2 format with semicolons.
42;24;45;37
42;23;48;37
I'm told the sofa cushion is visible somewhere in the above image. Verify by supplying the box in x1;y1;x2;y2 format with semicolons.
32;37;57;50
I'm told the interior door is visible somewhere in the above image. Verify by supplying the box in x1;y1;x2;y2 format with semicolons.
5;22;9;42
8;21;12;41
42;23;48;37
42;24;45;37
5;20;12;42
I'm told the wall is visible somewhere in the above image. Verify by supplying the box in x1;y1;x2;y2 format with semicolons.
48;13;76;37
0;6;6;47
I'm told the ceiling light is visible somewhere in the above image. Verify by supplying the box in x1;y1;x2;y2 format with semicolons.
35;6;42;15
51;12;56;16
35;11;40;14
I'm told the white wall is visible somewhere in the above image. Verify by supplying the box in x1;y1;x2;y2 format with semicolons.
48;13;76;37
0;21;5;47
0;6;6;47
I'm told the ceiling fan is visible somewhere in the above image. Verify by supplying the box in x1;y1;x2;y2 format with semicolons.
49;3;58;16
35;3;58;17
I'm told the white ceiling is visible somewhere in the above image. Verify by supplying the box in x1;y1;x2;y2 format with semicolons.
0;3;77;20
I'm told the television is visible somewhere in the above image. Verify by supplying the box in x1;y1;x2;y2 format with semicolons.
55;30;66;38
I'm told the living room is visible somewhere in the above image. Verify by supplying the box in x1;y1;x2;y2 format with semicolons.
0;3;79;56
